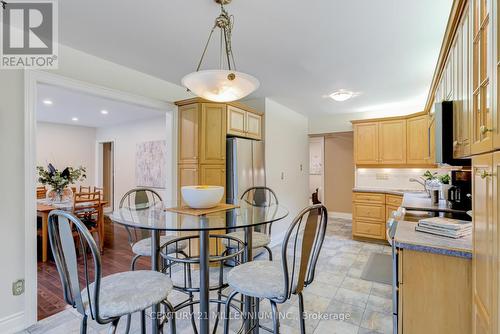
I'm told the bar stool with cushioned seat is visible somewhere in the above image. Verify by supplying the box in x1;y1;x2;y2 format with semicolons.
223;204;328;334
48;210;176;334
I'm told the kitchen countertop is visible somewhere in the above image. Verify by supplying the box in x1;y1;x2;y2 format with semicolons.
352;187;424;196
394;220;472;259
401;192;468;214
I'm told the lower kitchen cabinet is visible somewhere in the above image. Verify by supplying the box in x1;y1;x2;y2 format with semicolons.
397;249;471;334
472;153;498;334
352;192;402;241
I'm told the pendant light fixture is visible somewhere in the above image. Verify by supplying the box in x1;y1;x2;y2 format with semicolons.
181;0;259;102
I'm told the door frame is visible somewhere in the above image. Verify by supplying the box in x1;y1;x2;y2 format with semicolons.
24;69;177;327
95;140;116;212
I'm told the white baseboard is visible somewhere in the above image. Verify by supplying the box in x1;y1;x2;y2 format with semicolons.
0;311;25;334
328;211;352;220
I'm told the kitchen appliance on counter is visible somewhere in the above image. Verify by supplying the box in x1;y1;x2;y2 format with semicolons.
448;170;472;211
434;101;471;166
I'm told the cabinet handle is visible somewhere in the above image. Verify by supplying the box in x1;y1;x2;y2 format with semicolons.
480;170;493;179
480;125;494;134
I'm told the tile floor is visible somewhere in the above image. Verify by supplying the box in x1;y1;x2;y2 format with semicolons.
21;218;393;334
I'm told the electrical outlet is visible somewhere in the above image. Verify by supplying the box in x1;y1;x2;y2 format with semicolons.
376;173;389;180
300;164;303;172
12;279;24;296
281;172;285;180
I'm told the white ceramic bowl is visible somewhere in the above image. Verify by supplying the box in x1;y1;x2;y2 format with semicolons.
181;185;224;209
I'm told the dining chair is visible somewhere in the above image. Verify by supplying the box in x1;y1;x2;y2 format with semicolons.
223;204;328;334
120;188;188;333
73;191;103;251
222;186;279;260
94;186;104;200
37;186;47;199
47;210;176;334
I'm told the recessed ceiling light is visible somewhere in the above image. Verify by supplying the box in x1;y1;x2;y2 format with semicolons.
42;99;53;105
100;109;109;115
329;89;355;102
71;117;79;122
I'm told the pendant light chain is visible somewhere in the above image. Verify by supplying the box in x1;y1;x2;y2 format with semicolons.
195;3;236;73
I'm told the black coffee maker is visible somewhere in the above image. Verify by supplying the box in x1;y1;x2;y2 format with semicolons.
448;170;472;211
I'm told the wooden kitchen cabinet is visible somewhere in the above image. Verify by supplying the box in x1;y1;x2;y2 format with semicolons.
352;192;386;241
406;115;430;164
200;103;226;165
178;104;200;164
227;105;263;140
353;122;379;165
200;164;226;188
398;249;472;334
178;164;198;205
472;153;498;334
379;119;407;164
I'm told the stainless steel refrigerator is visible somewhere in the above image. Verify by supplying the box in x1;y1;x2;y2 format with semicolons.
226;137;266;204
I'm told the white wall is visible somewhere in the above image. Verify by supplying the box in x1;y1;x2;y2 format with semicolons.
36;122;96;187
264;98;310;244
0;44;186;333
95;115;168;209
0;70;25;333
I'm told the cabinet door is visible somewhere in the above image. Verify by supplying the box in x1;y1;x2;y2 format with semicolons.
246;112;262;140
379;120;407;164
471;0;493;154
472;153;495;334
354;122;379;164
406;115;430;164
429;116;436;163
178;104;200;164
200;164;226;202
227;106;246;137
457;6;472;157
200;103;226;164
178;164;199;205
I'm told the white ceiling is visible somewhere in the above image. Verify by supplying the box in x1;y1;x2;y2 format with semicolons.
37;83;164;127
58;0;452;117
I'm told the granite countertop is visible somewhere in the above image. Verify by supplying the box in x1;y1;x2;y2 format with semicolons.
394;220;472;259
352;187;424;196
401;192;468;214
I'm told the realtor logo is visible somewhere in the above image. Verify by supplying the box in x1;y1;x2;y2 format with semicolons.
1;0;58;69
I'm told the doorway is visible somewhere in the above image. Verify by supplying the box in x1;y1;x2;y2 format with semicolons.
98;141;114;212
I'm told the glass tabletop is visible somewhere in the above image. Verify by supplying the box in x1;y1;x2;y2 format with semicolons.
109;200;289;232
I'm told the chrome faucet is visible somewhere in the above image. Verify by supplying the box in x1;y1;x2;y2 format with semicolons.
409;177;429;196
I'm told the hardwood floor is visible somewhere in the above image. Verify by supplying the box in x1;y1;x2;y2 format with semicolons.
37;217;151;320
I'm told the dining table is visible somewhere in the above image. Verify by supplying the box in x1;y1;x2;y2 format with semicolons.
109;200;288;334
37;199;108;262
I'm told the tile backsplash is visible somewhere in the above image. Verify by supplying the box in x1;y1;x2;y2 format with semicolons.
355;168;454;190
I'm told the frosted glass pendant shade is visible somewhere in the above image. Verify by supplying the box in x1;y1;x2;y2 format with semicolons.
181;69;260;102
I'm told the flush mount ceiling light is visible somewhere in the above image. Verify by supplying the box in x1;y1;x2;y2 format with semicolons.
100;109;109;115
181;0;259;102
42;99;53;105
71;117;78;122
329;90;355;102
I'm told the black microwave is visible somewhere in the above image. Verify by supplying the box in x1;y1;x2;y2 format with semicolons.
434;101;471;166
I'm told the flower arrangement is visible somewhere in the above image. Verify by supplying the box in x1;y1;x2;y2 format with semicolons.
37;163;87;195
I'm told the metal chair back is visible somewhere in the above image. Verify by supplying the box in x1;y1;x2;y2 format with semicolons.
47;210;109;324
278;204;328;302
119;188;163;246
240;186;279;235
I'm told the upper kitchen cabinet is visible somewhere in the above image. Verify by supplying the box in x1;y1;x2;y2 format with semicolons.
227;105;263;140
178;104;200;164
353;122;379;165
200;103;227;165
379;119;407;164
406;115;431;164
471;0;494;154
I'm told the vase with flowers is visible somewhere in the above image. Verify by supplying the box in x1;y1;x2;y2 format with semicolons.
37;163;86;203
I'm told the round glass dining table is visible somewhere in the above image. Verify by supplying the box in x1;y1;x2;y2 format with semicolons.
109;200;288;334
